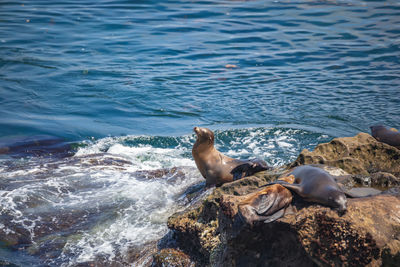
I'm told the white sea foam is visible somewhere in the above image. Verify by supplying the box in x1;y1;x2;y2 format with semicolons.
0;129;330;266
222;127;308;166
57;158;201;266
0;135;202;265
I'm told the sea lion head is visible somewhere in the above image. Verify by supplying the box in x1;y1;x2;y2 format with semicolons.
327;189;347;212
370;125;385;137
193;127;214;145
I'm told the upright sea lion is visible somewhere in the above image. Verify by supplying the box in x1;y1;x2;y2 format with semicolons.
269;165;347;212
370;125;400;149
192;127;270;186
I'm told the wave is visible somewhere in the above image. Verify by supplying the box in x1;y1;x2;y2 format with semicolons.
0;127;330;266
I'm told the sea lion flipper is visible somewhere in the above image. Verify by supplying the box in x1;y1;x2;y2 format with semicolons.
263;204;296;223
240;206;286;224
238;199;284;225
261;180;290;187
269;181;304;195
247;158;271;175
263;208;286;223
253;193;276;215
344;190;357;198
344;187;382;198
232;167;245;181
230;163;250;181
258;180;284;188
231;160;270;181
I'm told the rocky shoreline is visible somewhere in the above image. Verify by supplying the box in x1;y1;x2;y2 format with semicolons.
152;133;400;266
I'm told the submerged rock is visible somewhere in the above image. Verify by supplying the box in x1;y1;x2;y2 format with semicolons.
0;135;75;158
157;133;400;266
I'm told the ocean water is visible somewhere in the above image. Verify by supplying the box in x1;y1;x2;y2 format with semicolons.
1;0;399;266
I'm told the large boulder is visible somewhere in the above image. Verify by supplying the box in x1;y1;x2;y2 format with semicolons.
165;176;267;265
290;132;400;177
165;177;400;266
158;133;400;266
219;192;400;266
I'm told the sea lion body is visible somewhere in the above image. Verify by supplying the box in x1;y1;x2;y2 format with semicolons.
273;165;347;211
192;127;269;186
370;125;400;149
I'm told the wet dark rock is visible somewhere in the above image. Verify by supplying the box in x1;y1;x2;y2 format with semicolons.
0;260;19;267
0;205;119;265
0;135;75;158
370;172;400;188
383;187;400;196
152;248;194;267
124;242;158;267
168;185;400;266
134;167;187;180
166;196;220;266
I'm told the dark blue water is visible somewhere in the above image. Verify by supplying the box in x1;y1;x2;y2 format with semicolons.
1;0;399;141
1;0;400;266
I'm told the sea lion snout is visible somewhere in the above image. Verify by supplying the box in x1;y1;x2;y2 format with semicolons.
193;127;214;142
334;194;347;212
193;126;208;136
326;189;347;212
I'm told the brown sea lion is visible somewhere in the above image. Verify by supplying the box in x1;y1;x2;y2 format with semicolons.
238;175;295;225
268;165;347;212
370;125;400;149
192;127;270;186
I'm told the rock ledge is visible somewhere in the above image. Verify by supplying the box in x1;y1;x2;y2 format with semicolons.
155;133;400;266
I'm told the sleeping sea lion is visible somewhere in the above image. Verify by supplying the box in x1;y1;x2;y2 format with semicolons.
370;125;400;149
268;165;347;212
238;175;295;225
192;127;270;186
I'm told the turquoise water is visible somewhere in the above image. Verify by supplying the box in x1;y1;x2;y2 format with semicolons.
1;0;400;266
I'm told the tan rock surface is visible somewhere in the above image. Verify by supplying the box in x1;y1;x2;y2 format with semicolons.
290;133;400;177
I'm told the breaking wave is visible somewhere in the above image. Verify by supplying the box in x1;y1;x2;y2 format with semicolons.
0;127;330;266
